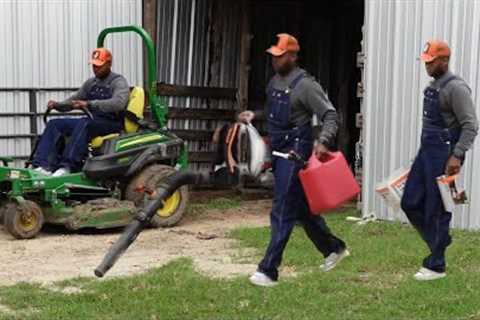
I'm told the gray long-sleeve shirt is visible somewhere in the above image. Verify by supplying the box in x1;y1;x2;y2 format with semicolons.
429;71;479;159
256;67;338;145
61;71;129;114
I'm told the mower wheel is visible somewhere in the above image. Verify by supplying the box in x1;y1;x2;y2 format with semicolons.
4;201;44;239
125;164;189;228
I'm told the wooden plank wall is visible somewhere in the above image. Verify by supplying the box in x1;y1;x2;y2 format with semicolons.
157;83;238;165
143;0;251;169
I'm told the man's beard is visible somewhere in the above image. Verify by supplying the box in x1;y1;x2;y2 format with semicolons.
277;62;294;76
431;67;447;79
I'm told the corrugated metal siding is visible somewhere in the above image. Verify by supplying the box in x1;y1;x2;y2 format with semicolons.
362;0;480;229
0;0;143;167
0;0;143;88
156;0;242;170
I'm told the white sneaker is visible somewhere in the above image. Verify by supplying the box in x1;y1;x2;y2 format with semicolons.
34;167;52;176
52;168;70;177
321;249;350;272
414;267;446;281
249;271;277;287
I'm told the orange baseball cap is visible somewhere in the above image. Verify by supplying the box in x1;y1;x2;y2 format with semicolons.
90;48;112;66
266;33;300;56
420;40;450;62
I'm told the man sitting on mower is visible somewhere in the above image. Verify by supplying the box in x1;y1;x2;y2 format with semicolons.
32;48;129;176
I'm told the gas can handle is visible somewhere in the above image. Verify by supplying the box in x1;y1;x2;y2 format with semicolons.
272;151;307;167
272;150;288;159
317;151;337;163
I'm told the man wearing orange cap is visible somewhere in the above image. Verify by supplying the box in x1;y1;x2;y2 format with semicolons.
239;34;349;286
32;48;129;176
401;40;478;281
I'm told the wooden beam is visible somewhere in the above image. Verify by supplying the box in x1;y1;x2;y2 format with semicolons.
143;0;157;88
238;0;251;111
168;107;236;120
188;152;217;163
171;130;214;141
157;83;237;100
143;0;157;40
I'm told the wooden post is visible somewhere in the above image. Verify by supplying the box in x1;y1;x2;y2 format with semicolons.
143;0;158;88
238;0;251;111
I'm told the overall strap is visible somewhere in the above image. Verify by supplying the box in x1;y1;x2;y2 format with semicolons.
288;73;305;90
85;73;121;94
92;72;121;88
104;72;121;86
439;75;458;90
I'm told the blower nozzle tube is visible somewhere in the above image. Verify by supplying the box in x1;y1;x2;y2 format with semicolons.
94;170;208;278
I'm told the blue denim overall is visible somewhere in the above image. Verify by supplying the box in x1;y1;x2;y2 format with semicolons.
401;75;461;272
258;73;346;281
86;76;125;121
33;75;124;172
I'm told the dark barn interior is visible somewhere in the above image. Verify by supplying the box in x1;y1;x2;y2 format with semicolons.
144;0;364;167
248;0;364;163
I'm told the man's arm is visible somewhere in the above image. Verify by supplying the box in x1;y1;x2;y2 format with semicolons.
450;83;479;160
445;83;478;176
302;80;338;146
88;77;129;113
317;109;338;147
49;80;91;111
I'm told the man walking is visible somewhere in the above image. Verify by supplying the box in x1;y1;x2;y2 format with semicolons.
239;34;349;287
401;40;478;281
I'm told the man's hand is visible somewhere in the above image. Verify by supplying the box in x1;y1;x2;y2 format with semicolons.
47;100;57;109
71;100;89;109
238;111;255;123
314;143;329;160
445;155;462;176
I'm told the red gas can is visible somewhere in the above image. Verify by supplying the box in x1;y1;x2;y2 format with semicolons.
299;152;360;215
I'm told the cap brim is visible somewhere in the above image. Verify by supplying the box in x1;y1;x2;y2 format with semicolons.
420;53;436;62
266;46;286;57
90;59;106;66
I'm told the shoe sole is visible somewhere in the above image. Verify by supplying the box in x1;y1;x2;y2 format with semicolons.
249;277;278;287
34;170;52;176
414;273;446;281
321;249;350;272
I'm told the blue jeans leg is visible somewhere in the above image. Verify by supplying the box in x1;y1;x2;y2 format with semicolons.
59;117;122;171
32;118;81;170
401;145;452;272
300;197;346;257
258;157;346;280
422;144;452;272
401;152;429;241
258;157;298;281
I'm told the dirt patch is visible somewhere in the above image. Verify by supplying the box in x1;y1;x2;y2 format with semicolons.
0;302;14;315
0;194;271;286
46;284;85;295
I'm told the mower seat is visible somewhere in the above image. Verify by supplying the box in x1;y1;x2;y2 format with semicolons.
90;87;145;149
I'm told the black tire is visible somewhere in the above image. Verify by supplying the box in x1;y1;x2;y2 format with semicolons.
4;201;44;239
125;164;189;228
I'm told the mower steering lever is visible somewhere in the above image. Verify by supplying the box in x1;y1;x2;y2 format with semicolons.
43;103;94;124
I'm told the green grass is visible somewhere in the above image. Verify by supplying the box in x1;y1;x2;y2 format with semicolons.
1;210;480;320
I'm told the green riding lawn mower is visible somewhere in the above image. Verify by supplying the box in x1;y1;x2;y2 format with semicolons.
0;26;190;239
